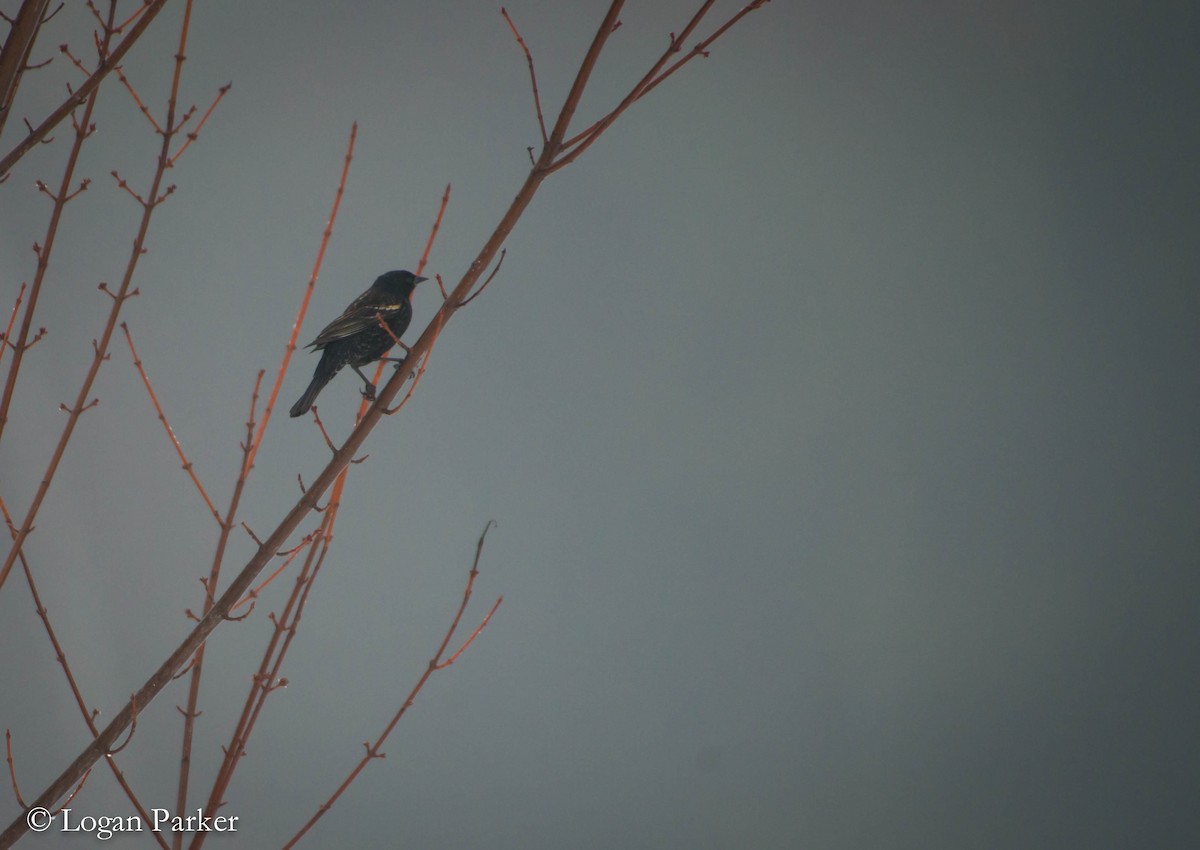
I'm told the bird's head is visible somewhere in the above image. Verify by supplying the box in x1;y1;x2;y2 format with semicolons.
374;269;427;299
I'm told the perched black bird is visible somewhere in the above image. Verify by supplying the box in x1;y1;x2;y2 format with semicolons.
289;270;426;418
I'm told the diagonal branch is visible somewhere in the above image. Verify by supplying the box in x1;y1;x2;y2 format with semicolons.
0;0;52;142
121;322;221;526
545;0;624;149
0;0;170;180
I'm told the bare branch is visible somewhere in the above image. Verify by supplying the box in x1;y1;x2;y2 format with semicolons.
0;283;27;370
4;729;27;808
0;0;171;180
281;523;501;849
246;122;358;470
501;7;548;144
114;64;164;133
169;81;231;165
121;322;222;526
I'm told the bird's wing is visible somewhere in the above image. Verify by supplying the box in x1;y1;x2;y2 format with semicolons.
306;301;408;349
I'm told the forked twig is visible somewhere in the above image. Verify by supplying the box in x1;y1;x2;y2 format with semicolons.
281;522;502;849
552;0;770;172
170;81;232;165
113;64;163;133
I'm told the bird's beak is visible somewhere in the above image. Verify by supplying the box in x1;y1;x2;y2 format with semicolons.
415;276;428;284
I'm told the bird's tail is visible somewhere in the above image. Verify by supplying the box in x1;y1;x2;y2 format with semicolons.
289;356;338;418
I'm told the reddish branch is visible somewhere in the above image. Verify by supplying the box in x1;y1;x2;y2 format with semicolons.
500;7;547;144
190;481;343;850
0;2;114;445
121;322;221;524
0;3;767;844
0;0;225;595
246;123;358;471
169;81;231;165
0;283;27;367
0;494;170;849
5;730;90;813
551;0;771;172
282;523;502;849
172;362;262;836
0;0;170;179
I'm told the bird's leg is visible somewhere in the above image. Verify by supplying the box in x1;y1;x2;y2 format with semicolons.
350;365;377;401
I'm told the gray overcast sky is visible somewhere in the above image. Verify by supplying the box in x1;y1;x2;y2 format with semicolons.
2;1;1198;848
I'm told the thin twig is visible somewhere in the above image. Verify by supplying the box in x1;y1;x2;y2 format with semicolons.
247;122;358;468
381;310;443;416
121;322;221;525
419;183;451;274
169;81;231;165
638;0;770;100
0;283;26;367
501;7;548;144
233;530;318;610
4;730;27;808
458;248;505;307
281;523;502;849
113;64;163;133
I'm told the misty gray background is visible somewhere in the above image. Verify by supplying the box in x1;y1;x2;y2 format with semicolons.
2;1;1198;847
